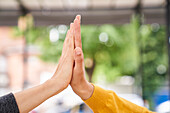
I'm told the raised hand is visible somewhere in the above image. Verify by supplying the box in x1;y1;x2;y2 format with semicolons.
51;23;75;93
14;23;75;113
70;15;94;100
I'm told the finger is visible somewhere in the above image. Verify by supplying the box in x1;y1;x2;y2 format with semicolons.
66;23;74;54
63;23;74;63
62;30;70;56
76;15;81;22
63;22;74;55
66;28;74;61
70;23;74;39
69;28;74;52
74;15;82;49
63;30;70;48
74;47;84;69
66;29;70;38
74;15;81;23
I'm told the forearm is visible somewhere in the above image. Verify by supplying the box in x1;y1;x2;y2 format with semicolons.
14;79;61;113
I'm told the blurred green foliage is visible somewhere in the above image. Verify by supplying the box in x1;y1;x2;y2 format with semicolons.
140;24;168;107
13;16;168;109
13;16;142;81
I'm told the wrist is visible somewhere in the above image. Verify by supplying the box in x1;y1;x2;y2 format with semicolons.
75;81;94;100
43;79;64;97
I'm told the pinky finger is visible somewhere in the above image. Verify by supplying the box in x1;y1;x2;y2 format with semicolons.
62;30;70;56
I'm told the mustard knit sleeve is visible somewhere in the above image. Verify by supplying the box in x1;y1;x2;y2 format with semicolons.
84;84;155;113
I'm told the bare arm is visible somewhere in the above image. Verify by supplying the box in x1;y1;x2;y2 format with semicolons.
14;22;75;113
14;79;61;113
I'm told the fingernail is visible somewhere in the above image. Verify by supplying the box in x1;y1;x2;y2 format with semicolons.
76;50;81;55
77;15;81;20
79;15;81;21
70;23;73;27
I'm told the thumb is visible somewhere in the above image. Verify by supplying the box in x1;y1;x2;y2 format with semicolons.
74;47;84;69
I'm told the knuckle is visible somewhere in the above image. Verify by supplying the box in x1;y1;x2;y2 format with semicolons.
75;68;83;75
76;57;83;63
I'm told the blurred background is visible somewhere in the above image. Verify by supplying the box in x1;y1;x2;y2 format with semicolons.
0;0;170;112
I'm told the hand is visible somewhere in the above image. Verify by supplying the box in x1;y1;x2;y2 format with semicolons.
50;23;75;94
14;23;75;113
70;15;94;100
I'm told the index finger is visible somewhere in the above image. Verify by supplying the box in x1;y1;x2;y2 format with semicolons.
74;15;82;49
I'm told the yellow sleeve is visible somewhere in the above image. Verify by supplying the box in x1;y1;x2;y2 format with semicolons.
84;84;155;113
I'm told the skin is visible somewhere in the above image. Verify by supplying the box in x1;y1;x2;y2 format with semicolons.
14;23;75;113
11;15;154;113
70;15;94;100
13;15;94;113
